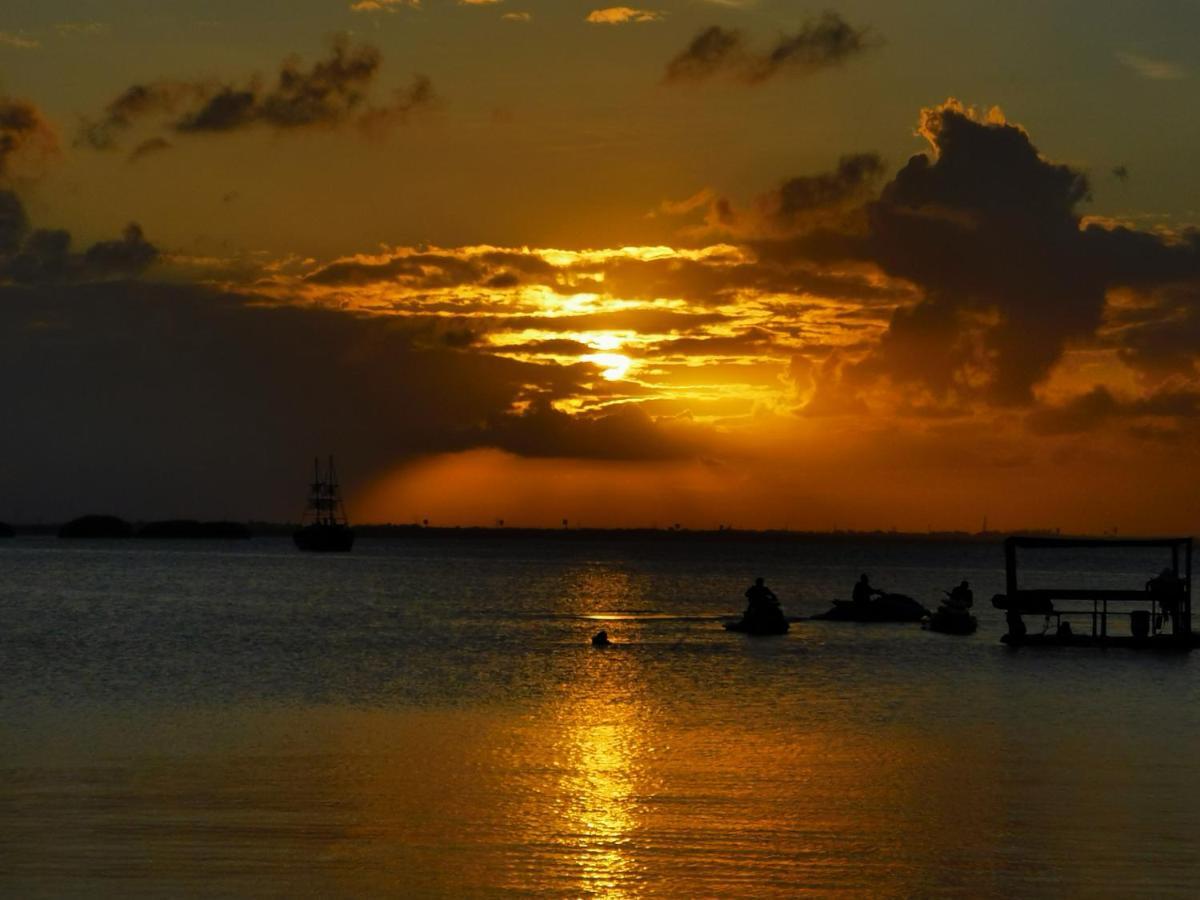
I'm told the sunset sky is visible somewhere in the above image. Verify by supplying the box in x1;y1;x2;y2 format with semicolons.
2;0;1199;531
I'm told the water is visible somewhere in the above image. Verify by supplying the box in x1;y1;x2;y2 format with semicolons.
1;536;1197;897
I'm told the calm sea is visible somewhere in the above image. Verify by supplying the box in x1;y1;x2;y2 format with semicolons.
2;536;1198;897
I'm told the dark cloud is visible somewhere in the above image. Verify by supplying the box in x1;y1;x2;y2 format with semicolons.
304;250;493;288
0;189;158;283
649;327;779;358
764;153;885;230
664;26;743;82
82;224;159;278
784;101;1200;405
664;13;876;85
1027;385;1200;435
0;282;705;519
78;82;198;150
1108;281;1200;380
578;252;904;306
79;36;434;149
0;96;58;176
749;11;877;83
176;87;259;133
301;243;905;313
480;397;702;460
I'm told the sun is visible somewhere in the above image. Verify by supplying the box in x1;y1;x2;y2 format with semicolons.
584;352;633;381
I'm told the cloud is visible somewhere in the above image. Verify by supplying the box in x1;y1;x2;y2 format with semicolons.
0;31;39;50
350;0;420;10
0;96;59;178
77;81;205;150
751;152;884;234
0;277;718;519
1027;385;1200;435
502;12;532;22
587;8;663;25
1107;281;1200;380
664;12;876;84
1117;51;1185;81
479;397;702;459
780;99;1200;407
127;136;173;163
0;189;158;282
54;22;111;37
179;36;381;131
80;35;435;149
664;25;742;82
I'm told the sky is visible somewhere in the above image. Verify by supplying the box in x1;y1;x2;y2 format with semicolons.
1;0;1199;532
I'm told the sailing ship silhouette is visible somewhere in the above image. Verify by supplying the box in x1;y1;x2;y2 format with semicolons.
294;456;355;552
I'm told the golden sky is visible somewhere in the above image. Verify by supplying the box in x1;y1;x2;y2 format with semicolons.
1;2;1199;531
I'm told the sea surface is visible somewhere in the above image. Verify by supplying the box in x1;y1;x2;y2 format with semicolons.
1;535;1198;897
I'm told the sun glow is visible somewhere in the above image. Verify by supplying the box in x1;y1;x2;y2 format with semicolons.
584;352;633;381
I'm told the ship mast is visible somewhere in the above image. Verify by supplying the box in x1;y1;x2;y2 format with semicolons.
304;455;348;527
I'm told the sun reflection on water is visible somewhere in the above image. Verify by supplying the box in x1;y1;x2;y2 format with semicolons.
560;710;640;896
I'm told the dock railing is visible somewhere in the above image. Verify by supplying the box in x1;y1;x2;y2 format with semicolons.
998;536;1192;643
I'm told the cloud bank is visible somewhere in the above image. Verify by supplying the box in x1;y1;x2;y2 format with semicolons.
79;35;436;155
665;13;877;84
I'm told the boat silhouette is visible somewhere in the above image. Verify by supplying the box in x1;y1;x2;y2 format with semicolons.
294;456;355;552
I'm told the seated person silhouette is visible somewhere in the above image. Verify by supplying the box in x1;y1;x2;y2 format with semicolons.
745;577;779;611
853;574;883;611
1148;568;1183;631
945;580;974;610
729;577;788;634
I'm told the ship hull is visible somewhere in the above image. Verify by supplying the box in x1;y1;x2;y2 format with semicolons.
293;524;355;552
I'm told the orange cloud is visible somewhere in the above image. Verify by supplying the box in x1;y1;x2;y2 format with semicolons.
586;8;663;25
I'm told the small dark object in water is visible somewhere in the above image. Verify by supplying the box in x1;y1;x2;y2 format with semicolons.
925;606;978;635
725;577;790;635
592;630;612;647
812;593;929;623
0;521;13;538
1002;607;1028;644
1131;609;1151;639
58;515;132;539
724;608;790;635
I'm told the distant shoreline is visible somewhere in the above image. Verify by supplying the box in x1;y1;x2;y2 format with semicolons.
0;520;1112;542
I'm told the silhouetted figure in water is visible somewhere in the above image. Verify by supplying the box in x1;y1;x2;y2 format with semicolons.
1005;607;1027;643
852;574;883;613
1148;568;1183;631
726;577;789;635
927;579;978;635
946;580;974;610
745;577;779;612
592;630;611;647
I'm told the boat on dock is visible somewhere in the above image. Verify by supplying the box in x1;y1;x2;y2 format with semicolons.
992;536;1195;649
294;456;355;553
